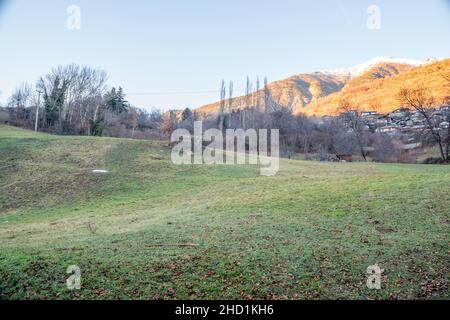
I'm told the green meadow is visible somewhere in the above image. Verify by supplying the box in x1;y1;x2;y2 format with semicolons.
0;125;448;300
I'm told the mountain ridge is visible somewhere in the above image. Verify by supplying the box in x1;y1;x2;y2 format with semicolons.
302;58;450;116
196;57;450;117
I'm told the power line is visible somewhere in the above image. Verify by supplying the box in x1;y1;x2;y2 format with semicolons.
127;88;247;96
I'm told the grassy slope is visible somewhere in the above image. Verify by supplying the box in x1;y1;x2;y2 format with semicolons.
0;125;448;300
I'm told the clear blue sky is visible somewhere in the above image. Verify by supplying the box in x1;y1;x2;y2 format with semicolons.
1;0;449;110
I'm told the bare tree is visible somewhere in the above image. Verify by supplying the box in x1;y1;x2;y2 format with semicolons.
218;80;226;131
264;76;270;113
228;81;234;113
36;65;108;135
242;76;252;129
372;134;402;163
399;86;449;162
8;83;32;123
126;108;139;138
297;115;314;159
245;76;251;109
339;99;368;160
255;76;260;109
161;110;178;135
8;83;32;109
270;109;298;158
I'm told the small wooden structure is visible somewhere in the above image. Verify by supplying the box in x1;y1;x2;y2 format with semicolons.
336;154;353;162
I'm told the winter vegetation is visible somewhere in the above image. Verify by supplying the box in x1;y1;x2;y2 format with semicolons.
1;63;449;164
2;65;164;140
177;76;450;164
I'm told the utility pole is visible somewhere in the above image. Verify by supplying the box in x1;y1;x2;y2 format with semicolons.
35;89;42;133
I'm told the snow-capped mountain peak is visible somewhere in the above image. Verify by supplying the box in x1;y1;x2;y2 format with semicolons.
320;57;430;79
347;57;427;78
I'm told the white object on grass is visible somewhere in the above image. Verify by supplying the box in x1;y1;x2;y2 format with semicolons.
92;170;110;174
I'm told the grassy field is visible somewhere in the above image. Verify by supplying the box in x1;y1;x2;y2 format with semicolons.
0;125;448;300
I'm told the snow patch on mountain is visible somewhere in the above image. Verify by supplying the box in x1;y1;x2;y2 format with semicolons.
347;57;426;77
318;57;440;79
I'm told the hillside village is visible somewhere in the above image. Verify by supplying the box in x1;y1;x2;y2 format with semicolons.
360;106;449;133
344;105;450;151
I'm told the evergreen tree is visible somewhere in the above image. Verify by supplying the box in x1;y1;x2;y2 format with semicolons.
106;87;129;114
181;108;193;122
